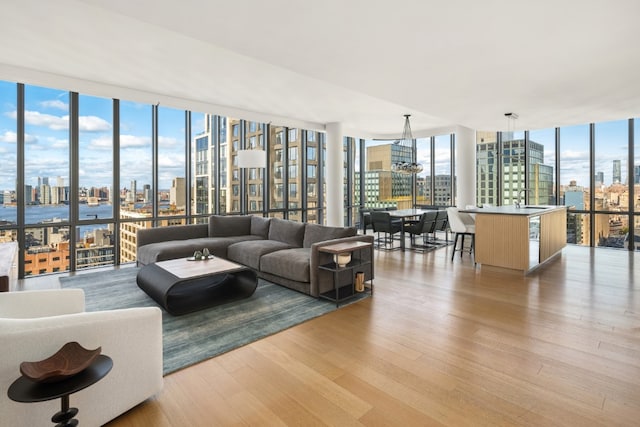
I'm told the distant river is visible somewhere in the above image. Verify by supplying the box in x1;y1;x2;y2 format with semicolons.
1;204;117;224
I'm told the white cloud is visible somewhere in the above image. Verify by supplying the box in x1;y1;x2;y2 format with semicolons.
79;115;111;132
50;138;69;149
0;131;16;143
158;153;184;168
158;136;180;147
89;136;112;149
0;131;38;144
24;110;68;131
120;134;151;148
25;133;38;144
40;100;68;111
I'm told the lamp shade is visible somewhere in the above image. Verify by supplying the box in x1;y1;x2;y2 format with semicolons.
237;149;266;168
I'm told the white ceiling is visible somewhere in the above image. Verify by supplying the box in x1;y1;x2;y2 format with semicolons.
1;0;639;137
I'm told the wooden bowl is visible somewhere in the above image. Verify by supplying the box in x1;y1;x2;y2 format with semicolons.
20;342;102;383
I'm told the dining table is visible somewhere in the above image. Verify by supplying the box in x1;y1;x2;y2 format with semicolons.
387;209;437;251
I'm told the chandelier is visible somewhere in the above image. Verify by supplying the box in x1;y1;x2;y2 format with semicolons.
390;114;423;174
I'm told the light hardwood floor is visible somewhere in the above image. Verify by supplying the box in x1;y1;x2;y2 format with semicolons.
33;244;640;426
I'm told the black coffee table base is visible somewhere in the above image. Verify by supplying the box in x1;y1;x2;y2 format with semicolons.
137;263;258;316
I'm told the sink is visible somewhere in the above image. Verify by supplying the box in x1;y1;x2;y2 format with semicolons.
523;206;547;209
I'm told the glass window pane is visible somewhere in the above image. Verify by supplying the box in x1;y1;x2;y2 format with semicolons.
560;124;589;210
76;224;114;269
566;212;588;246
245;122;265;214
416;137;431;205
119;101;152;218
227;118;241;214
634;119;640;251
192;113;214;215
0;81;16;224
218;117;228;213
158;106;186;217
595;213;627;249
594;120;628;212
306;131;320;223
25;225;70;276
501;130;526;206
25;85;70;221
269;126;284;210
476;131;498;207
78;94;113;219
528;128;556;205
434;135;453;206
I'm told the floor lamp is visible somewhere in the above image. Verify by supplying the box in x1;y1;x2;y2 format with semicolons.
237;149;266;214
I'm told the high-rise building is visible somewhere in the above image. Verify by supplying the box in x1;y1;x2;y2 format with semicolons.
476;137;552;206
170;177;186;208
363;144;412;203
127;180;137;203
613;159;622;184
634;166;640;184
40;184;50;204
595;171;604;186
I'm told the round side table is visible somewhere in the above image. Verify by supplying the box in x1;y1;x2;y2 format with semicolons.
8;354;112;426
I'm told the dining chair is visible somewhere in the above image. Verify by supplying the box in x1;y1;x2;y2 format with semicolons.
404;211;438;251
432;209;449;243
446;207;476;261
359;208;372;233
370;211;402;250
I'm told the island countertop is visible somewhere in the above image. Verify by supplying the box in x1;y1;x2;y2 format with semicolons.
460;205;566;216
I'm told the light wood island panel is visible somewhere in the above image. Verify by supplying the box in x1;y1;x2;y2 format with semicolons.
467;205;567;273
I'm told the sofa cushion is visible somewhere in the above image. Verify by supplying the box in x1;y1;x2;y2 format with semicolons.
227;240;296;270
250;216;271;238
208;215;251;237
268;218;305;247
302;223;357;248
137;236;262;265
260;248;311;283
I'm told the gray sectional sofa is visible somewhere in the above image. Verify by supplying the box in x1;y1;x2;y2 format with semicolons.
136;215;374;297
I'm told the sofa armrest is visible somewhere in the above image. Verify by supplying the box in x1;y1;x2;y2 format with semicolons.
137;223;209;248
0;307;163;427
309;235;375;297
0;289;85;319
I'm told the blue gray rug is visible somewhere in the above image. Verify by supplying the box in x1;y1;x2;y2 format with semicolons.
60;267;368;375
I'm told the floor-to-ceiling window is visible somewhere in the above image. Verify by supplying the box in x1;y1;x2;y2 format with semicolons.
476;131;498;207
415;137;431;205
434;134;453;206
484;118;638;251
23;85;71;276
559;124;590;246
633;120;640;250
157;106;187;220
0;81;17;243
76;94;115;270
528;128;556;206
306;130;320;223
593;120;629;249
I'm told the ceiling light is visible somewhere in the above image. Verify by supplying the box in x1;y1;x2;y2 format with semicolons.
390;114;423;174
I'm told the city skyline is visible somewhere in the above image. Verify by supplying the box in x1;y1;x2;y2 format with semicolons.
1;83;640;193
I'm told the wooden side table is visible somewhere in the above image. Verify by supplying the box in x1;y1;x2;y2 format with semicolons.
318;240;373;307
8;354;112;426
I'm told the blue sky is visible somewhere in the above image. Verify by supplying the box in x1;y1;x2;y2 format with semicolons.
0;82;188;193
1;81;639;194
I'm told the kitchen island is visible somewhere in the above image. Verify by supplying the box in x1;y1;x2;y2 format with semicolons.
461;205;567;273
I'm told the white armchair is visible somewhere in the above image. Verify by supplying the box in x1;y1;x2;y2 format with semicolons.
0;289;163;426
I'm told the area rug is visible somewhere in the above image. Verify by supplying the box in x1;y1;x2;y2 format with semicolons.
60;267;368;375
